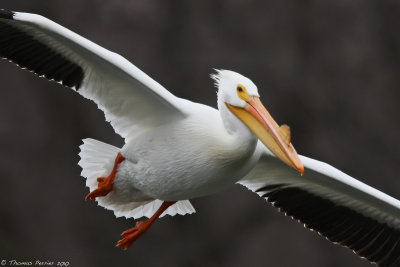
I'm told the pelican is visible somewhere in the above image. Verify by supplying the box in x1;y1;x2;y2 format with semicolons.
1;9;400;266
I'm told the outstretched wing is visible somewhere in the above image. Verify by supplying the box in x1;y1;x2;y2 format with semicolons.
0;10;187;141
239;144;400;266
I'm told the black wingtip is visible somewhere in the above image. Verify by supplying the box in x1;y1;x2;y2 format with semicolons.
0;9;15;20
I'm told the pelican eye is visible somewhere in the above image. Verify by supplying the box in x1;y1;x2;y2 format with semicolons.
236;85;250;101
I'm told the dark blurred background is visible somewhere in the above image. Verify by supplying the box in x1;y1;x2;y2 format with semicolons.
1;1;399;266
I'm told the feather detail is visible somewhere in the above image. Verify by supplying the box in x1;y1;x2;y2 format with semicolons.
78;138;195;219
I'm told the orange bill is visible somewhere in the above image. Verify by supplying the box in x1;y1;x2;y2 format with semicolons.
226;97;304;174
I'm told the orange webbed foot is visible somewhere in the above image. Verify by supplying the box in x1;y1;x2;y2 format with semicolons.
116;221;149;250
115;201;176;250
85;152;125;201
85;176;114;200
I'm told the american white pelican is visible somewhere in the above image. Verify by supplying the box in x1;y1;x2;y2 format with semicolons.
1;9;399;265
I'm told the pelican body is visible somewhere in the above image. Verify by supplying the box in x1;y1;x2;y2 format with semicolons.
118;104;258;201
116;73;270;202
1;9;400;266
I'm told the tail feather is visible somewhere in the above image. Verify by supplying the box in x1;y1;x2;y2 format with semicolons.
115;199;195;219
78;138;196;219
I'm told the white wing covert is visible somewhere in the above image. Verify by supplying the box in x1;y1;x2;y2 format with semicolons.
239;144;400;266
0;10;186;141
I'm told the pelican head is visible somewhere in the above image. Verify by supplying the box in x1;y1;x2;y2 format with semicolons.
212;69;304;174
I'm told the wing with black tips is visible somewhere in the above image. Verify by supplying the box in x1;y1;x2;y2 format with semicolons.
239;144;400;266
0;10;188;141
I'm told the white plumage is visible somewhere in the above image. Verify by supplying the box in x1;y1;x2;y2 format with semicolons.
78;138;195;219
1;9;400;265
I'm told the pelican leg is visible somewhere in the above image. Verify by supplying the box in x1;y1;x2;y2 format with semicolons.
116;201;176;250
85;152;125;201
